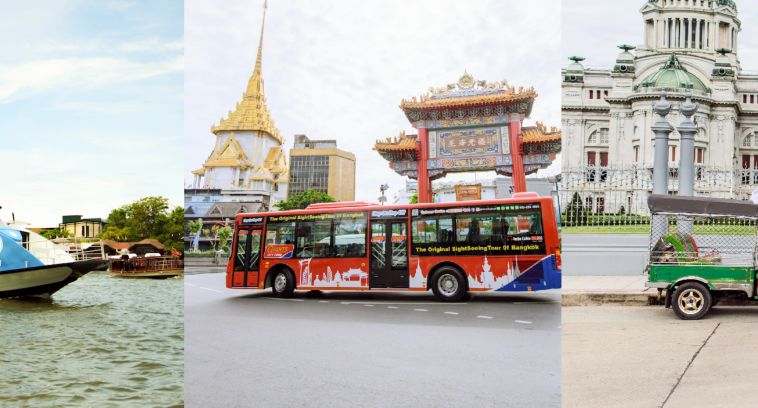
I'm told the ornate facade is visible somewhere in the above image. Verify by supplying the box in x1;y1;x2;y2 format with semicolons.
562;0;758;213
375;72;561;202
191;3;288;209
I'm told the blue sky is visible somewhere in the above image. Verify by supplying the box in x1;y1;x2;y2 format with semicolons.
0;1;183;226
184;0;562;203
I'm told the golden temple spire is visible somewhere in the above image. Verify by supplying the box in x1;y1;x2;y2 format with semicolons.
212;0;283;144
247;0;267;96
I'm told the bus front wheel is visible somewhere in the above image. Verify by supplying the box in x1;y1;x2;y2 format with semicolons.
672;282;712;320
431;266;467;302
271;269;295;298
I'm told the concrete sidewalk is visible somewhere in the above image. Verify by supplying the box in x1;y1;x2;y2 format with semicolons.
562;275;659;306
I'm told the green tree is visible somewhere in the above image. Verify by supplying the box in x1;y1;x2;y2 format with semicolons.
39;228;70;240
216;225;233;253
101;196;183;250
409;192;418;204
564;192;587;225
188;219;203;236
128;196;169;240
274;189;335;211
157;206;185;251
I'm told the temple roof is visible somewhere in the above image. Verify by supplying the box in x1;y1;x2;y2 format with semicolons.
373;124;561;162
399;72;537;113
201;133;251;169
211;1;283;144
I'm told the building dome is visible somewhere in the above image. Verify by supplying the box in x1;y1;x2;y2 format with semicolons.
635;53;709;93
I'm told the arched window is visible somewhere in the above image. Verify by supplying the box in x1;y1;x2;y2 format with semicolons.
740;132;758;185
585;128;610;181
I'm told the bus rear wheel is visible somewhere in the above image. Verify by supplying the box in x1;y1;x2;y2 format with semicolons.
271;269;295;298
431;266;466;302
672;282;712;320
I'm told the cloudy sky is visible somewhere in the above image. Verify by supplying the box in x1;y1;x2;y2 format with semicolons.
185;0;562;203
0;1;183;227
564;0;758;69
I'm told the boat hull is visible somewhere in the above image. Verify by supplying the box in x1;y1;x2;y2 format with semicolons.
0;260;107;298
110;269;183;279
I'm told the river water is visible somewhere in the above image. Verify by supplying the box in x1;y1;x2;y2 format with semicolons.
0;271;183;407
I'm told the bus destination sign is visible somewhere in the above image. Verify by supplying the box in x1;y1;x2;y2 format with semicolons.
241;216;264;225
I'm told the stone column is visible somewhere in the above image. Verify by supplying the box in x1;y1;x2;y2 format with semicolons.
677;91;698;234
651;93;673;244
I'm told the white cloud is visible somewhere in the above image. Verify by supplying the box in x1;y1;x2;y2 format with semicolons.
0;56;183;103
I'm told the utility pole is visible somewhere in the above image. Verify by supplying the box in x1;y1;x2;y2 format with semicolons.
379;184;389;205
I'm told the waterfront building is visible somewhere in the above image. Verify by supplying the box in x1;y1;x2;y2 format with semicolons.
375;72;561;203
189;2;288;211
562;0;757;214
288;134;356;201
59;215;106;239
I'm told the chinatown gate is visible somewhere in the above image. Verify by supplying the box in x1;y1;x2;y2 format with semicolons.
375;72;561;203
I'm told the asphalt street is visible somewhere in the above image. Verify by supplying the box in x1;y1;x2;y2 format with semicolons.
185;272;561;408
563;305;758;408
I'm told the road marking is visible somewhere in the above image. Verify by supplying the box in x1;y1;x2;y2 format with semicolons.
318;300;329;303
444;311;459;315
515;320;533;325
184;282;223;294
414;308;429;312
266;298;305;302
363;304;375;307
476;315;494;320
387;306;399;309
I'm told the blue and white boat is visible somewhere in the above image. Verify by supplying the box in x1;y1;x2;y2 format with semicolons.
0;218;106;298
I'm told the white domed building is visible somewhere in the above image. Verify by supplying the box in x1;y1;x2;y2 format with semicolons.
561;0;758;214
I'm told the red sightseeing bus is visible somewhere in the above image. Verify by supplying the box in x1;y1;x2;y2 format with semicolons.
226;192;561;301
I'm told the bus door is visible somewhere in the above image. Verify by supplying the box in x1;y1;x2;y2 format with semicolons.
370;219;409;288
232;228;262;287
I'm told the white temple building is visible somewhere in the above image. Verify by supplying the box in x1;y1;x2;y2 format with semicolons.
190;3;288;210
561;0;758;214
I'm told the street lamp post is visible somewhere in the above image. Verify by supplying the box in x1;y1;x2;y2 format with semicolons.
651;93;674;244
677;89;698;234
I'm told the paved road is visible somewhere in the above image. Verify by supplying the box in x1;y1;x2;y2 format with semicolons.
563;306;758;408
185;273;561;407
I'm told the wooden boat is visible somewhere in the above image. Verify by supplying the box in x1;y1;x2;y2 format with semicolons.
109;256;183;279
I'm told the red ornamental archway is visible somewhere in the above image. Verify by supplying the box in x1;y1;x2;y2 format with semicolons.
374;73;561;203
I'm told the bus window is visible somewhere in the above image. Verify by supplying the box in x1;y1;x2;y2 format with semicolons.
296;220;332;258
411;216;454;244
266;221;295;246
504;211;544;236
234;229;248;271
334;217;366;258
455;214;503;245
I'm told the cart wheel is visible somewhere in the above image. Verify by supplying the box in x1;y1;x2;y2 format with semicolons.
672;282;712;320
